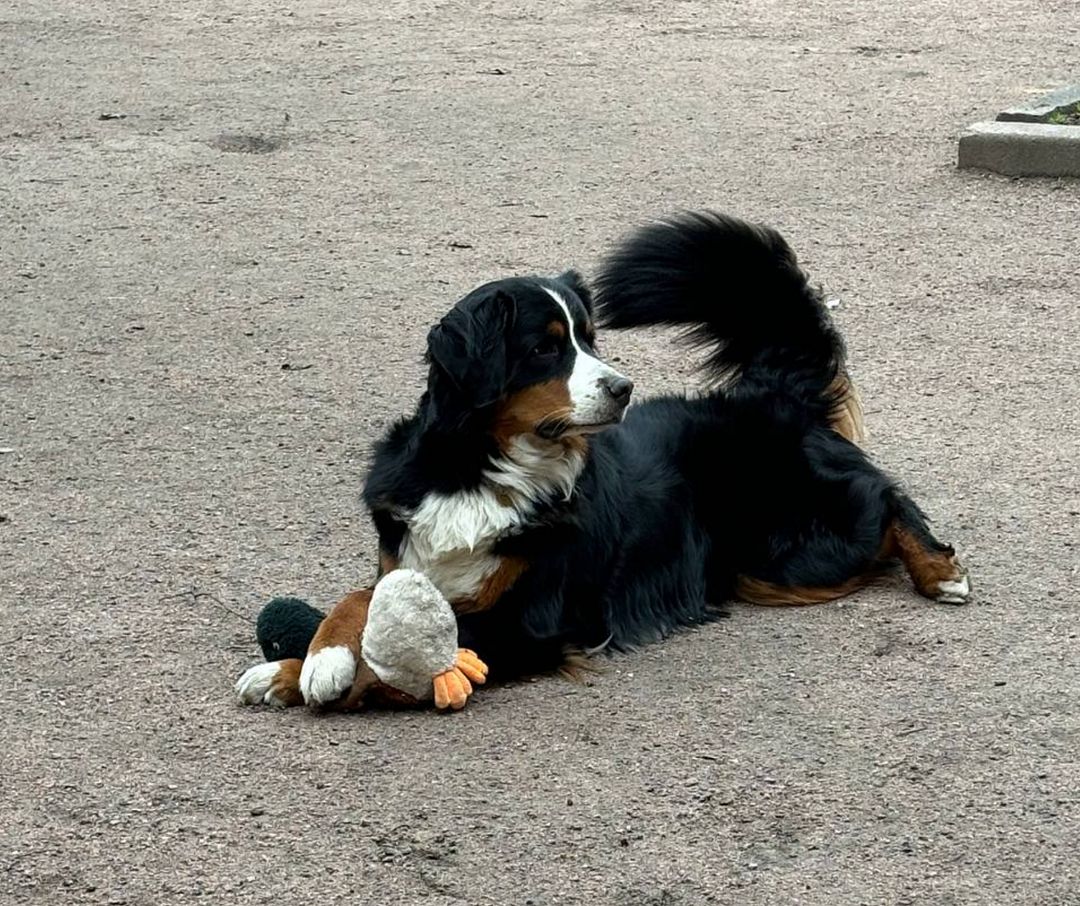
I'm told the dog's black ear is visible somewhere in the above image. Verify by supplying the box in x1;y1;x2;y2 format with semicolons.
426;287;516;410
553;269;593;313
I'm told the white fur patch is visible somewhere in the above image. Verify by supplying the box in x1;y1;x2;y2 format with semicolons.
398;435;584;602
936;574;971;605
235;661;289;708
544;286;628;427
486;434;584;503
298;645;356;706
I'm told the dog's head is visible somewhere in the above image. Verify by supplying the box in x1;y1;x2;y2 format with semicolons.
425;270;633;448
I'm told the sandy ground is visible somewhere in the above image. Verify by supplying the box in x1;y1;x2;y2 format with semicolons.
2;1;1079;903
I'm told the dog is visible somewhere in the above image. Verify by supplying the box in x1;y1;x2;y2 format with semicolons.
238;211;970;709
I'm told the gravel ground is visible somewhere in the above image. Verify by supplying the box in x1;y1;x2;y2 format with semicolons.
2;2;1079;904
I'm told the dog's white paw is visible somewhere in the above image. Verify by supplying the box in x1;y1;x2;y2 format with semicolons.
299;645;357;706
236;662;290;708
936;573;971;605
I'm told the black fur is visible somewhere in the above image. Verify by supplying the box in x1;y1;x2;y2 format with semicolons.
258;211;955;681
426;286;517;412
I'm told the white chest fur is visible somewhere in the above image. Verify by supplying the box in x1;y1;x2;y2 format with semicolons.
397;490;509;603
396;437;584;603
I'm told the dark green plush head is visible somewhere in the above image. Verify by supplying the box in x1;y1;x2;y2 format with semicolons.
255;596;325;661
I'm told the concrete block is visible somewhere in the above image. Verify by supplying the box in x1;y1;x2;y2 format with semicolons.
997;84;1080;123
958;120;1080;177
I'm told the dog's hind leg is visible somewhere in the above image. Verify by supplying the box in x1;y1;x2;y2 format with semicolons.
735;503;971;607
735;496;971;607
880;494;971;604
728;422;970;606
822;372;967;602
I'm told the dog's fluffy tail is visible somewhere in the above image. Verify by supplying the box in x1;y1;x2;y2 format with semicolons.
594;210;860;435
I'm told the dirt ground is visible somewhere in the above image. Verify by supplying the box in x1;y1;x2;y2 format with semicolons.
2;1;1079;904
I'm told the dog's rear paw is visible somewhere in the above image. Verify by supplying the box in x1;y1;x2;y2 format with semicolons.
299;645;357;706
936;571;971;605
236;660;302;708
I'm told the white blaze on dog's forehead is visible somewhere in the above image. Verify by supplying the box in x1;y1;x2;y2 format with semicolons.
543;286;585;351
542;285;626;422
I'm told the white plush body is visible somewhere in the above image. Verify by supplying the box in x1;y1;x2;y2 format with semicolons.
361;569;458;700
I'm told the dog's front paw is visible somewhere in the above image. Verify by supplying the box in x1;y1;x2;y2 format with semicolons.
299;645;358;706
236;659;303;708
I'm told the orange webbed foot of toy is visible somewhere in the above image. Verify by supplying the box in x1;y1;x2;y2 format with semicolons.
432;649;489;711
455;648;489;685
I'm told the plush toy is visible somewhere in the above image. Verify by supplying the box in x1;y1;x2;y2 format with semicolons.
236;569;489;711
255;595;326;661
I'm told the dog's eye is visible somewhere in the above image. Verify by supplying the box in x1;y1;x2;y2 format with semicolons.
531;337;560;360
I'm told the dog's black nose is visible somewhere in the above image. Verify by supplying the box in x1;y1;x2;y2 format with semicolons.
604;375;634;404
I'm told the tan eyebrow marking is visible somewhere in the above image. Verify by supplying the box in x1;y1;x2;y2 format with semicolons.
546;320;567;339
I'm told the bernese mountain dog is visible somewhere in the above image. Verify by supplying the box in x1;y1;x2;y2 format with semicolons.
238;211;970;709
